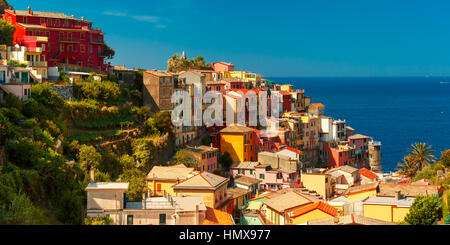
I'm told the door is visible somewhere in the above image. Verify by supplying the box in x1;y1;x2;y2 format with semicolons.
159;214;166;225
126;215;133;225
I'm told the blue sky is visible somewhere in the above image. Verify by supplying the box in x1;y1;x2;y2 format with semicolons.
9;0;450;76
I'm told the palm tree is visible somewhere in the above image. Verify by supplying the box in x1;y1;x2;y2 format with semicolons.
397;155;419;178
408;143;437;171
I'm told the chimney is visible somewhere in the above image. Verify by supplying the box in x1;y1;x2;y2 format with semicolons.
28;6;31;15
89;168;95;183
395;190;402;200
81;16;85;21
195;204;199;225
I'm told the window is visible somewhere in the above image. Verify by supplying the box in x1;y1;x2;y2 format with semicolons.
159;214;166;225
157;184;161;192
126;215;133;225
80;45;85;53
250;170;253;175
259;174;265;179
60;44;64;52
68;45;73;52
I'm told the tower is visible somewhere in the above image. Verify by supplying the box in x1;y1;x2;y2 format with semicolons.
369;141;382;173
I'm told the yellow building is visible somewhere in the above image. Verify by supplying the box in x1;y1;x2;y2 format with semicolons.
227;70;262;87
301;173;335;200
220;124;256;162
289;201;338;224
145;165;197;197
262;190;313;225
344;182;379;201
362;196;414;223
172;171;229;209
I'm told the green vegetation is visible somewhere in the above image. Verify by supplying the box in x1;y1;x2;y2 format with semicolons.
172;149;197;167
85;215;113;225
404;195;441;225
397;143;437;178
167;54;212;72
0;73;176;224
218;152;232;171
0;18;15;45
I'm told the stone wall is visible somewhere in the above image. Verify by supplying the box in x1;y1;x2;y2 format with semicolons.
51;85;75;100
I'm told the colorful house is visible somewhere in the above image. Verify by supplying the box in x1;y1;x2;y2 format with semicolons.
348;134;371;168
362;196;414;223
4;7;109;72
307;214;395;225
289;201;338;224
185;145;219;172
344;182;379;201
359;168;379;184
212;61;234;73
220;124;257;162
262;190;313;225
172;171;229;209
301;172;335;200
145;165;197;197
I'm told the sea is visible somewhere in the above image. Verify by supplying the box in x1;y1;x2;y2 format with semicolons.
267;77;450;173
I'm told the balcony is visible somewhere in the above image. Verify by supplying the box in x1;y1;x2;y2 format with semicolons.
59;37;79;43
89;38;104;44
25;61;47;67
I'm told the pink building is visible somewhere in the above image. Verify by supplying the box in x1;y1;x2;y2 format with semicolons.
348;134;371;168
185;145;219;172
255;164;300;191
213;62;234;72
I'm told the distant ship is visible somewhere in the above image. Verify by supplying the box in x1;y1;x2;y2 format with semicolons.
440;81;449;84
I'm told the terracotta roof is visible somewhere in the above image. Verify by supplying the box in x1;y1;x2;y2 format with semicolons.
311;103;325;107
220;124;254;134
359;168;379;180
307;214;396;225
348;134;371;139
328;165;358;174
146;165;196;181
279;90;291;96
277;147;302;157
202;207;234;225
185;145;219;154
227;187;251;199
344;182;379;196
378;183;442;197
145;70;172;77
234;175;261;186
230;162;259;169
263;191;312;213
291;201;338;218
172;171;229;190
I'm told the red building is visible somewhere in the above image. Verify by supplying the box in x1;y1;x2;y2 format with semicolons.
279;90;292;113
3;7;108;72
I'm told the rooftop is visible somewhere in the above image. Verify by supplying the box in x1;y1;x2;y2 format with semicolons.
230;161;260;169
85;182;129;190
234;175;262;186
172;171;229;190
328;165;359;174
7;9;92;22
220;124;254;134
202;207;234;225
344;182;379;196
362;196;415;208
146;165;196;181
290;201;338;218
263;191;312;213
185;145;218;154
145;70;173;77
307;214;396;225
359;168;379;180
378;183;442;197
348;134;371;139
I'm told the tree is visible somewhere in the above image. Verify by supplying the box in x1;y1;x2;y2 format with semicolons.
201;134;212;146
438;149;450;168
119;168;146;201
103;44;115;60
404;195;441;225
4;93;22;111
408;143;437;171
154;111;173;134
397;155;419;178
85;215;113;225
412;164;436;183
78;145;102;171
173;149;196;167
218;152;232;171
0;19;15;45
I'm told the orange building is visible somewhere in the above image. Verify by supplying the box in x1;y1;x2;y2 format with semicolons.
220;124;257;162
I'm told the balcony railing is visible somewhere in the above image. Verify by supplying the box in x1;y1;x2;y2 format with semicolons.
25;61;47;67
59;37;79;43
